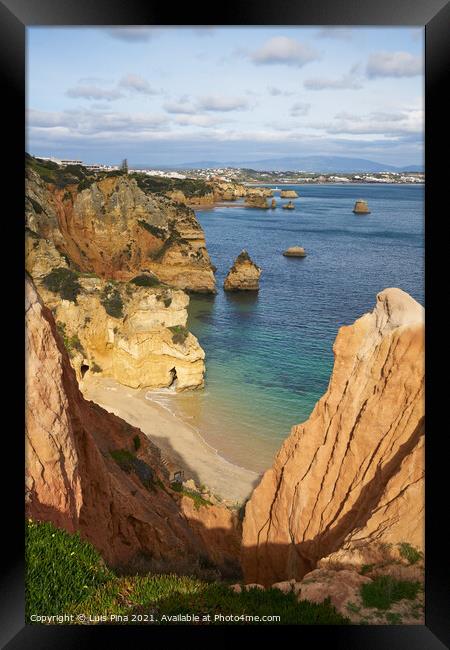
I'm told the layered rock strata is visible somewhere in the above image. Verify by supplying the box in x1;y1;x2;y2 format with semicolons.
26;163;215;293
242;288;424;586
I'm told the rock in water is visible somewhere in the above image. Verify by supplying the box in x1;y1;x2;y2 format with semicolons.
242;288;424;586
271;199;277;209
353;200;371;214
283;246;307;257
282;201;295;210
280;189;299;198
244;196;270;209
223;250;261;291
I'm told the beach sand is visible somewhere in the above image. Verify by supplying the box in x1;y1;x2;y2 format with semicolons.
81;376;260;504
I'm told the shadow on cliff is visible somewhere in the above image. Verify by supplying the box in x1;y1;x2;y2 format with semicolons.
242;417;425;586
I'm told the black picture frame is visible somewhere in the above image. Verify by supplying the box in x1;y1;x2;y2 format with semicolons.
2;0;449;647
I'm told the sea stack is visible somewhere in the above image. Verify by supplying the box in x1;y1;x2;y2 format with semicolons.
283;246;307;257
223;250;261;292
271;198;276;209
282;201;295;210
353;200;371;214
280;189;299;198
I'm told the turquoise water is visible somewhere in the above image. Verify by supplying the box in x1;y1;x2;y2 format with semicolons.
153;184;424;473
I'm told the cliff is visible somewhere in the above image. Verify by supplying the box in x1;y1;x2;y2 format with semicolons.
242;288;424;586
26;233;205;390
26;158;215;293
25;275;240;573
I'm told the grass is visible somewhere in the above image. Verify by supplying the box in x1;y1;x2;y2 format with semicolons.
26;522;349;625
26;520;112;620
169;325;189;345
42;268;81;303
170;482;212;510
100;284;124;318
360;576;421;610
398;542;423;565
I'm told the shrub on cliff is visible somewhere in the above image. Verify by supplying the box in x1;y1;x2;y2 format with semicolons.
100;284;124;318
130;273;161;287
169;325;189;345
360;576;421;610
25;520;112;620
42;268;81;302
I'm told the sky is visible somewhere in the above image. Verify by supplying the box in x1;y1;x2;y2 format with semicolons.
26;26;424;167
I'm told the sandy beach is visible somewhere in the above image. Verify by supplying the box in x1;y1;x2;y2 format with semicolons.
81;376;260;504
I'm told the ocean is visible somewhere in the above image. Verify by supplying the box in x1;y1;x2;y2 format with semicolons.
147;184;424;474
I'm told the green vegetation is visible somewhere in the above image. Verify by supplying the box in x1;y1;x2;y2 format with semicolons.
42;268;81;302
100;284;124;318
110;448;155;490
56;322;85;357
26;522;350;625
385;612;402;624
132;174;212;199
398;543;423;565
169;325;189;345
346;601;361;614
360;564;374;576
26;520;112;620
130;273;161;287
137;220;167;239
133;435;141;451
170;482;212;510
360;576;421;610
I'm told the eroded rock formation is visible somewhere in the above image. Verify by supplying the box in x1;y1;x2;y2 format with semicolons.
280;189;299;198
25;275;240;572
283;246;307;257
224;250;262;292
242;288;424;586
26;162;215;293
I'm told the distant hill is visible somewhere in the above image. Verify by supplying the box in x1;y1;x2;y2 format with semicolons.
151;156;423;174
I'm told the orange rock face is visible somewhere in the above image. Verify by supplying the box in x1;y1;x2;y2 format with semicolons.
26;168;215;293
25;276;239;572
241;288;424;586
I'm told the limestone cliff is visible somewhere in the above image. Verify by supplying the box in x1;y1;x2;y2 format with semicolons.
26;232;205;390
242;288;424;586
26;158;215;293
25;275;240;572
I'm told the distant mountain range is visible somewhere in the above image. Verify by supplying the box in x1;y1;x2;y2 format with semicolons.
150;156;423;173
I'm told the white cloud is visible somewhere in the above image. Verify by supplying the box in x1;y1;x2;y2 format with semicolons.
197;95;250;112
314;108;424;138
267;86;295;97
163;97;197;114
174;115;226;127
66;85;123;101
104;28;160;42
251;37;320;67
27;108;169;135
366;51;423;78
119;73;157;95
290;102;311;117
304;66;363;90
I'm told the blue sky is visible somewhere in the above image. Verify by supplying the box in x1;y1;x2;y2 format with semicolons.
27;27;424;167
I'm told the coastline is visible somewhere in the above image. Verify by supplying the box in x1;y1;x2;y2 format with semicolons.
81;375;260;504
